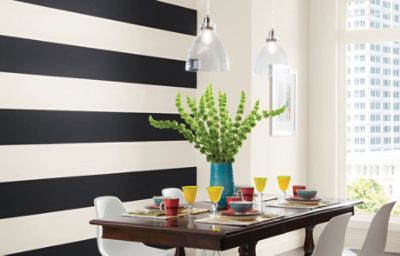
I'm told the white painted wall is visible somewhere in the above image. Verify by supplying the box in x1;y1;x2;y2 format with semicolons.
250;0;309;254
195;0;252;200
308;0;340;199
194;0;310;254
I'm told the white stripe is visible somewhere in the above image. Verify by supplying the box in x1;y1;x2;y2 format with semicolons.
0;73;195;114
0;0;193;60
0;199;152;255
158;0;197;10
0;141;195;182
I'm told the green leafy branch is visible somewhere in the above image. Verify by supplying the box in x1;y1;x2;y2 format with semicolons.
149;84;286;163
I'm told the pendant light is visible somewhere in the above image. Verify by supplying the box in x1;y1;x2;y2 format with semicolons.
254;0;288;76
185;0;229;72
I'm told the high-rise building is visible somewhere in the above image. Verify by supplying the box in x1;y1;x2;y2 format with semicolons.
346;0;400;199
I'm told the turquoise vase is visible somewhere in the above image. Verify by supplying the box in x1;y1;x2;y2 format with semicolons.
210;162;235;209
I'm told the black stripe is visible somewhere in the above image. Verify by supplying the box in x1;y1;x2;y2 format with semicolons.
7;239;100;256
0;167;196;219
16;0;197;36
0;109;185;145
0;36;196;88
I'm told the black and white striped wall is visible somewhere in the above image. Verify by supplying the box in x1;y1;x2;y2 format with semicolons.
0;0;197;254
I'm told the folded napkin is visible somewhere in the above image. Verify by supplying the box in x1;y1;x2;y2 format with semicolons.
194;213;282;226
122;208;209;220
266;200;339;210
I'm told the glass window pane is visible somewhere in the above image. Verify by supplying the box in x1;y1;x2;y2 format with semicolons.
346;42;400;215
347;0;400;30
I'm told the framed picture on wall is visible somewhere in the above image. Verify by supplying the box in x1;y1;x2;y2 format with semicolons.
270;65;296;136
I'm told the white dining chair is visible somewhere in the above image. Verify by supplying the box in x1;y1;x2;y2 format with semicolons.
162;188;187;204
342;201;397;256
94;196;174;256
312;213;352;256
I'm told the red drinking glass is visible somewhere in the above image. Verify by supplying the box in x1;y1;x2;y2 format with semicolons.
293;185;306;197
239;187;255;202
159;198;180;216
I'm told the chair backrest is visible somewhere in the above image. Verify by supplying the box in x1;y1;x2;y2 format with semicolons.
94;196;127;256
312;213;352;256
162;188;186;204
358;201;396;256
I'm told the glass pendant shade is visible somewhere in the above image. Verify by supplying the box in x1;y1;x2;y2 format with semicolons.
185;16;229;72
254;29;288;76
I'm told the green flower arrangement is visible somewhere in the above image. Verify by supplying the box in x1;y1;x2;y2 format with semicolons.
149;84;286;163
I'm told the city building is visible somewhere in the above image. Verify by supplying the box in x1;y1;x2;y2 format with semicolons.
346;0;400;200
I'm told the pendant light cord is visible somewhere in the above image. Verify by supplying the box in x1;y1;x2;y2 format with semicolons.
271;0;275;29
206;0;210;16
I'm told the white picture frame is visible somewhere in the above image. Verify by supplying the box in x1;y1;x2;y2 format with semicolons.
270;65;296;136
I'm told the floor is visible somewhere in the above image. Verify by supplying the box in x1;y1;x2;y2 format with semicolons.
276;248;400;256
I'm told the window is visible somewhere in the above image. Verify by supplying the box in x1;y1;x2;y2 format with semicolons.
371;126;381;133
371;90;381;97
370;102;381;109
354;90;366;97
370;114;381;121
355;126;366;132
371;78;381;85
371;67;381;74
383;79;391;86
384;137;392;144
383;102;391;109
345;2;400;216
355;102;366;109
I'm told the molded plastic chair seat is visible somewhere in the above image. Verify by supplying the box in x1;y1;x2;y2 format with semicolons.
341;201;396;256
312;213;352;256
94;196;174;256
342;248;357;256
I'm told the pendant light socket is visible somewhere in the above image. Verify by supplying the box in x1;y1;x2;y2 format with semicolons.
185;1;229;72
254;28;288;76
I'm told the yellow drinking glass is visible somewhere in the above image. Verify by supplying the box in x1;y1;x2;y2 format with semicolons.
182;186;198;215
207;186;224;217
254;177;267;211
277;176;291;201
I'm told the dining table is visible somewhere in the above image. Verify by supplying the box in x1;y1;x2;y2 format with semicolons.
90;199;362;256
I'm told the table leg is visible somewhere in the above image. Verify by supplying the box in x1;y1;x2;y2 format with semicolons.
303;225;315;256
175;247;186;256
238;242;257;256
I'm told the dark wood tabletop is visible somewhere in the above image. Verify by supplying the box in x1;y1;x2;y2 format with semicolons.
90;199;362;256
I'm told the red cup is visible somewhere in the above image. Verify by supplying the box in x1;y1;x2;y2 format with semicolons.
293;185;306;196
239;187;254;202
159;198;180;216
226;196;242;209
